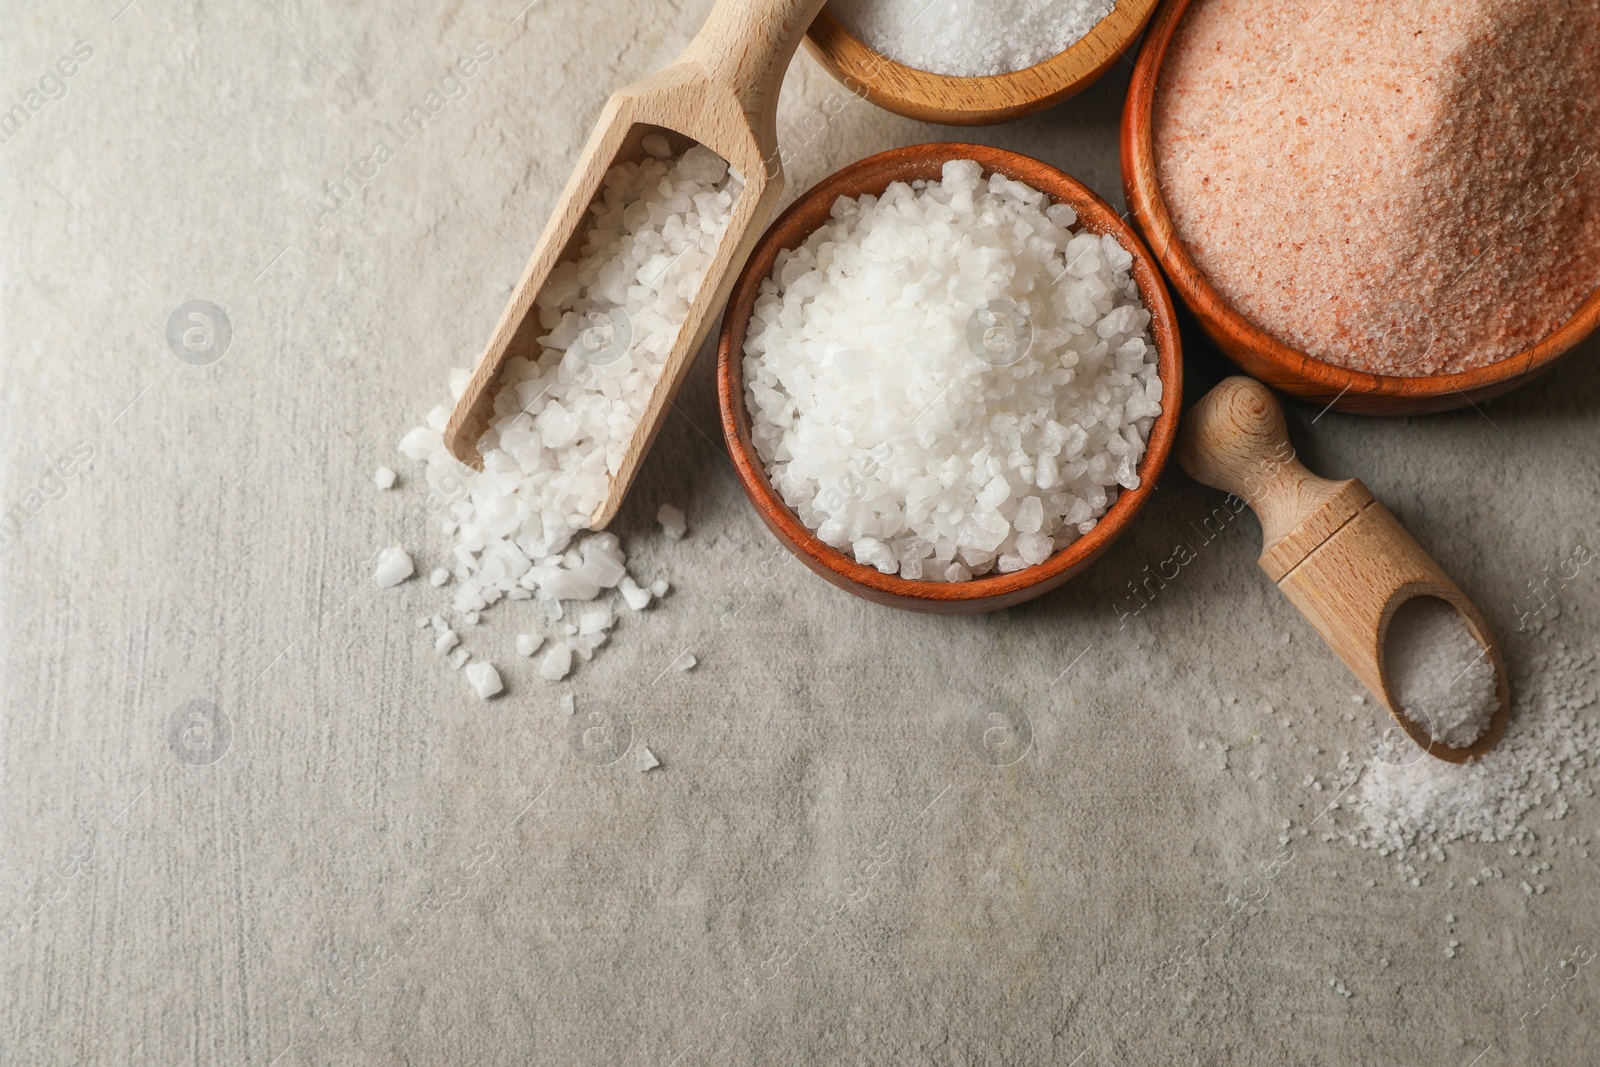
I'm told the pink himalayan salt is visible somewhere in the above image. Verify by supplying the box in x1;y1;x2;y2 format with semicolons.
1154;0;1600;376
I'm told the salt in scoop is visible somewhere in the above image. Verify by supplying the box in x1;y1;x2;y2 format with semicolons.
1178;376;1510;762
445;0;827;530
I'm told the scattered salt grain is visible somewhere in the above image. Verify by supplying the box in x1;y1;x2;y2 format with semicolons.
674;651;697;672
559;693;575;715
829;0;1116;77
463;611;480;626
635;744;660;772
619;575;653;611
429;568;450;587
539;644;573;681
650;579;669;598
447;647;471;670
435;629;459;654
1385;597;1498;748
657;504;688;541
374;466;396;490
516;633;544;657
373;547;415;587
466;662;503;699
743;159;1159;582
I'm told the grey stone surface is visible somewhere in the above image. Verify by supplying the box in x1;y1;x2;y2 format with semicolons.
3;1;1599;1064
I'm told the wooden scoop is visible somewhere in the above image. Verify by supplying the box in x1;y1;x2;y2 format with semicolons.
444;0;828;529
1178;376;1510;763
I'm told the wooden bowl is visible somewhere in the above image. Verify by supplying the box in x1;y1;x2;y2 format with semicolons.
1122;0;1600;416
803;0;1160;126
716;143;1184;614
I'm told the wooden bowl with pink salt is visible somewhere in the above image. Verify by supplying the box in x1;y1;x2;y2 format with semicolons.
1122;0;1600;415
717;143;1182;614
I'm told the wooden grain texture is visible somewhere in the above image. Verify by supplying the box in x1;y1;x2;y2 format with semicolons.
715;143;1184;614
444;0;828;530
801;0;1159;125
1121;0;1600;416
1179;377;1510;762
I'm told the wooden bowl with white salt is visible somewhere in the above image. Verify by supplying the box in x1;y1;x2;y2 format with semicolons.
1122;0;1600;416
716;143;1183;614
803;0;1161;126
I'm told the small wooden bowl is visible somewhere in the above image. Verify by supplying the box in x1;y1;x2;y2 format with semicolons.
716;143;1184;614
1122;0;1600;415
803;0;1160;126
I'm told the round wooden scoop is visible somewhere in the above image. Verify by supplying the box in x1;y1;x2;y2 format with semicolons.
444;0;828;530
1178;377;1510;763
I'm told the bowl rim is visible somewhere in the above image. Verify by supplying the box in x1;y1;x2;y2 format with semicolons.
802;0;1161;126
1122;0;1600;408
716;142;1184;608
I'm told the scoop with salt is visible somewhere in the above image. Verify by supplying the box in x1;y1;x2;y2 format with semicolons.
1178;376;1510;763
445;0;827;529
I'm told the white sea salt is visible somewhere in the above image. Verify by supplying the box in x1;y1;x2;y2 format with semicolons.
619;575;653;610
650;579;669;598
1386;597;1498;748
435;629;460;654
374;465;397;489
1337;638;1598;878
466;661;503;699
559;693;575;715
447;647;471;670
743;159;1159;582
829;0;1116;77
396;146;734;679
516;633;544;657
674;652;697;672
540;643;574;681
373;547;415;587
429;567;450;587
658;504;688;540
635;744;660;772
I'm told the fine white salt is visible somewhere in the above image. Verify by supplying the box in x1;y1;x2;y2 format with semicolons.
829;0;1116;77
743;159;1159;582
466;661;503;699
1336;637;1598;881
373;547;415;587
1385;597;1498;748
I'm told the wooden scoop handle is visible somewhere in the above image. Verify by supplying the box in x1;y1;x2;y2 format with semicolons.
1176;376;1355;555
678;0;829;126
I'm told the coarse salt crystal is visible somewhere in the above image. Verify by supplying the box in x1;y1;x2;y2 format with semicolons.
374;547;415;587
466;661;503;699
374;466;396;490
516;633;544;657
657;504;688;541
539;644;573;681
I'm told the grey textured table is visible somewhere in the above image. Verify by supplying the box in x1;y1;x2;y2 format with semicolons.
4;2;1599;1064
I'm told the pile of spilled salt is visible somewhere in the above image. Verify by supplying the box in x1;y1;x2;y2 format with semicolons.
1153;0;1600;375
829;0;1115;77
1334;637;1599;882
743;159;1160;582
1385;597;1498;748
392;143;731;688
